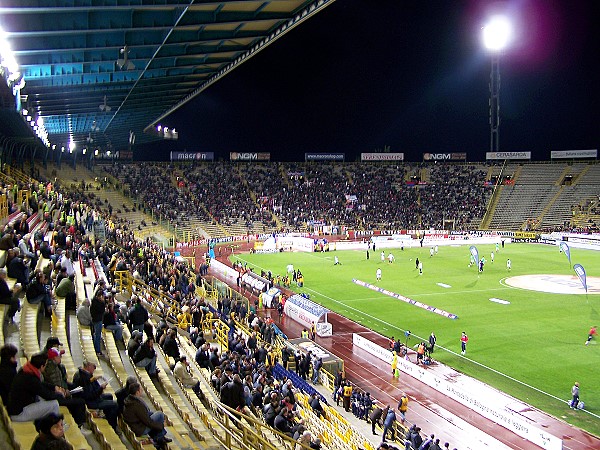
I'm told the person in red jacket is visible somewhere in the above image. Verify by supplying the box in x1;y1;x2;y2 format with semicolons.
460;331;469;355
585;326;597;346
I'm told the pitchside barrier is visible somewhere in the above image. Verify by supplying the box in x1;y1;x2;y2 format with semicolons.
352;333;562;450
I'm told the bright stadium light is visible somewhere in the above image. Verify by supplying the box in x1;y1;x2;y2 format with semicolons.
482;16;512;51
482;15;512;153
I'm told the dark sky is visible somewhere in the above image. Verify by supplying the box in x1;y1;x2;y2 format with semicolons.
140;0;599;162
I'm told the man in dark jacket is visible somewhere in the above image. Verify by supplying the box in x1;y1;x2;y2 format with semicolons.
122;382;171;446
127;330;143;358
71;360;119;430
128;297;149;332
0;267;21;321
133;337;158;376
274;407;298;437
220;374;245;411
90;290;106;355
26;270;53;316
0;344;18;404
7;248;29;287
161;328;180;360
7;352;61;421
369;405;389;435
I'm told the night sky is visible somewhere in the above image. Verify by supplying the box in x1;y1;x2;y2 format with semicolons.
140;0;599;162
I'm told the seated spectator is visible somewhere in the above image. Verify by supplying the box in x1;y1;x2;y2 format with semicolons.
7;248;29;288
7;352;61;422
0;344;18;404
76;298;92;327
123;382;171;448
103;302;124;343
115;375;138;415
71;360;119;432
309;393;324;419
127;330;143;358
26;270;53;317
42;348;88;430
173;356;202;397
133;336;159;377
31;412;72;450
54;271;76;311
0;267;21;322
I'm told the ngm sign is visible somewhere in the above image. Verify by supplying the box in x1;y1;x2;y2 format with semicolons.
230;152;271;161
423;152;466;161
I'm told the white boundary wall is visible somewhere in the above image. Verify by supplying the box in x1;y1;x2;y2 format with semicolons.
353;333;562;450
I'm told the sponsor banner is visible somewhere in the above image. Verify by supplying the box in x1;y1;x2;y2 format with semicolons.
230;152;271;161
170;151;214;161
283;294;328;329
423;152;467;161
175;232;272;249
574;264;588;292
361;152;404;161
119;151;133;160
559;241;571;266
551;149;597;159
514;231;538;240
305;153;345;161
353;334;562;450
486;152;531;160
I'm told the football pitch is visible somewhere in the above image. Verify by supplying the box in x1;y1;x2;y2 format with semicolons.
233;242;600;436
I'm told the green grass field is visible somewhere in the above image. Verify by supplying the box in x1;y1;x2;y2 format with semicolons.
232;243;600;436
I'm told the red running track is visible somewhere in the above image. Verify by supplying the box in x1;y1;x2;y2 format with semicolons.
202;249;599;450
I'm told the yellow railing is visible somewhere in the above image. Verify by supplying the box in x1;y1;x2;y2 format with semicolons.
0;194;7;221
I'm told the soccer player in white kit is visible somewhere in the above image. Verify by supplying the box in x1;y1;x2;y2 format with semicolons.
430;247;434;257
388;253;394;264
506;259;511;271
376;268;382;281
491;251;495;263
381;251;385;263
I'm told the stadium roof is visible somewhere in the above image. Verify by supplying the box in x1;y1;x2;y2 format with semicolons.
0;0;333;154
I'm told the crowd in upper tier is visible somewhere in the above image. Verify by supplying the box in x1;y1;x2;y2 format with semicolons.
104;162;492;234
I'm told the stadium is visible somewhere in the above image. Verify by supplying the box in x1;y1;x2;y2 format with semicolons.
0;2;599;450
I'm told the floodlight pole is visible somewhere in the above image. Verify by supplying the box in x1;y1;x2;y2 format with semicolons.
489;53;501;152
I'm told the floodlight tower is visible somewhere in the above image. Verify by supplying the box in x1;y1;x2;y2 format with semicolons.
482;16;512;153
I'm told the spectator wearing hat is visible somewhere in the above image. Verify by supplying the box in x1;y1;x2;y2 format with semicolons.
115;375;138;415
0;267;21;321
7;352;61;422
43;348;88;430
31;412;72;450
0;344;18;404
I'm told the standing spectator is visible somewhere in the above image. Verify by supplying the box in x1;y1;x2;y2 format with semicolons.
0;267;21;322
342;382;353;412
570;382;580;409
397;393;408;424
128;296;149;332
7;352;61;421
381;407;396;442
460;331;468;355
409;426;423;449
90;291;106;355
123;382;171;448
428;332;437;353
369;404;388;436
312;357;323;385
